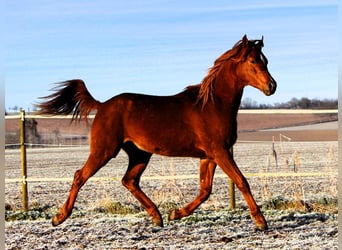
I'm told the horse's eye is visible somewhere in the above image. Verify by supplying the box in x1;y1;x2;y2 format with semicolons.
251;60;256;64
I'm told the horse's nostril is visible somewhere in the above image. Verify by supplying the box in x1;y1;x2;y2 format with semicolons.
269;81;276;94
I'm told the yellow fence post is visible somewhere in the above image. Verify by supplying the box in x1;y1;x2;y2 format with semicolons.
20;109;28;212
229;147;235;209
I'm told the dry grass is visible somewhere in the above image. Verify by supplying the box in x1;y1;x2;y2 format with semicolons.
259;138;337;214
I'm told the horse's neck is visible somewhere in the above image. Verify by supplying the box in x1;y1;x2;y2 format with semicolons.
212;71;244;115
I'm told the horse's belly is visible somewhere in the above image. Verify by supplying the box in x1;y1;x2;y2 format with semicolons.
126;136;206;158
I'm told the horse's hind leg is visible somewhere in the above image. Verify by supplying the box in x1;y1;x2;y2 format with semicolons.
121;143;163;226
169;158;216;221
52;148;118;226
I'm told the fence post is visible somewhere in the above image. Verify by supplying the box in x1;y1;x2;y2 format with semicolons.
20;109;28;212
229;147;235;209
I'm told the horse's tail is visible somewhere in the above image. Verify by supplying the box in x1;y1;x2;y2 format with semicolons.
36;79;101;123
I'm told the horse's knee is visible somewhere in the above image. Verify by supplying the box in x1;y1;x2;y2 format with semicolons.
121;176;139;192
121;176;130;188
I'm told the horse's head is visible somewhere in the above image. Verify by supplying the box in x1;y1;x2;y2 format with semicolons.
234;35;276;96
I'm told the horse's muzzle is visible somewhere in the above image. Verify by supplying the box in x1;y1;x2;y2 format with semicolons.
264;78;277;96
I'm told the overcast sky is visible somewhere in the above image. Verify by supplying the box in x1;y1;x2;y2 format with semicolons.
5;0;337;111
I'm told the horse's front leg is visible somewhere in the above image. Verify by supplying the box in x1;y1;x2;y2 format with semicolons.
214;147;268;230
169;158;216;221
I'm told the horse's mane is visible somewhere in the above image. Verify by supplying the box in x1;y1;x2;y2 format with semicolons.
186;38;263;108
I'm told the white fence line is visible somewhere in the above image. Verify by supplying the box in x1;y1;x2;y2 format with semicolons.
5;172;337;184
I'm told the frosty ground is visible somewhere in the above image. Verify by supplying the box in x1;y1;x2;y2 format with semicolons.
5;141;338;249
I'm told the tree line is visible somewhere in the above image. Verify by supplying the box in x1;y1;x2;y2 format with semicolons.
240;97;338;109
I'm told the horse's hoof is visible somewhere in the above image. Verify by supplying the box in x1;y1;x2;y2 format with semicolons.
52;216;60;227
255;221;268;231
51;213;65;227
152;217;163;227
168;209;181;221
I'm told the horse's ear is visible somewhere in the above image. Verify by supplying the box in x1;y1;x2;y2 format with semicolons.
254;36;264;49
242;35;248;45
260;35;264;47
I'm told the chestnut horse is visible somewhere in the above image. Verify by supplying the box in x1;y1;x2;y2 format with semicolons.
37;35;276;230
